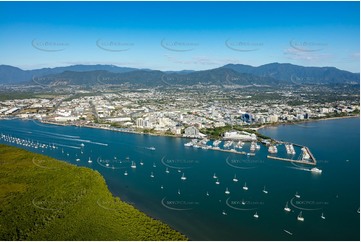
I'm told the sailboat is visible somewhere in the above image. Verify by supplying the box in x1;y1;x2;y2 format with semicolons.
357;208;360;214
232;174;238;182
213;173;217;179
222;210;227;215
88;157;92;163
225;187;230;195
262;186;268;194
160;185;164;189
284;202;291;212
321;212;325;219
181;173;187;180
206;191;209;196
131;161;136;169
165;167;170;173
297;211;304;221
253;212;259;218
124;171;128;176
150;172;154;178
241;199;246;205
140;160;144;166
295;192;301;198
243;182;248;191
153;162;156;168
177;189;181;195
215;179;220;185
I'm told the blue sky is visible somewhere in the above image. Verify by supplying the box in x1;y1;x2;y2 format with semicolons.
0;1;359;72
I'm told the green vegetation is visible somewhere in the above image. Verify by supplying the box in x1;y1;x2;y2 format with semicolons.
0;145;187;241
200;125;272;141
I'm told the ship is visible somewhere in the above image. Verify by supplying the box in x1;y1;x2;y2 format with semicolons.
310;167;322;173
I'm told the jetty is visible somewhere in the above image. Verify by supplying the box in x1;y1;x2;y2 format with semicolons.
267;142;317;165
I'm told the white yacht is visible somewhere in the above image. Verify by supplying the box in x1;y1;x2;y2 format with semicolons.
181;173;187;180
243;182;248;191
213;173;217;179
268;145;278;154
165;167;170;173
131;161;136;169
253;212;259;218
124;171;128;176
297;211;304;221
284;202;291;212
295;192;301;198
262;186;268;194
232;174;238;182
88;157;92;163
215;179;220;185
311;167;322;173
225;187;230;195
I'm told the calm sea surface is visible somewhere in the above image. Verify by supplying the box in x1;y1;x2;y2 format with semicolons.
0;118;359;240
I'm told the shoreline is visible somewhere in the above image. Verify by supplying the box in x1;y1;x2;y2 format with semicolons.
1;114;359;141
255;114;359;131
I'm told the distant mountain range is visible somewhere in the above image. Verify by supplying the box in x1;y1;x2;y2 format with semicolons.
0;63;359;87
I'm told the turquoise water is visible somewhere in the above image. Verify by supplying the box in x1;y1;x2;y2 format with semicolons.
0;118;359;240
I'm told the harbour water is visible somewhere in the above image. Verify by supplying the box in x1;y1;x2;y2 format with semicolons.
0;118;359;240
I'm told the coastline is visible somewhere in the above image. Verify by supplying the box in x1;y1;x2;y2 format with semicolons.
255;114;360;131
1;114;359;141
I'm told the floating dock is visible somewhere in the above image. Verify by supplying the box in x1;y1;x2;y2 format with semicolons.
267;142;317;165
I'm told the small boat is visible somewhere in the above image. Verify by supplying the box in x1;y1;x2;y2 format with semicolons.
358;208;360;214
321;213;325;219
105;163;109;167
76;158;80;162
262;186;268;194
243;182;248;191
150;172;154;178
297;211;304;221
88;157;92;163
153;163;156;168
215;179;220;185
165;167;170;173
311;167;322;173
140;161;144;166
177;169;181;173
225;187;230;195
80;143;85;147
146;146;156;150
160;185;164;189
284;202;291;212
213;173;217;179
295;192;301;198
253;212;259;218
181;173;187;180
222;210;227;215
124;171;128;176
241;199;246;205
283;229;293;235
206;191;209;196
125;156;130;160
232;174;238;182
177;189;181;195
131;161;136;169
